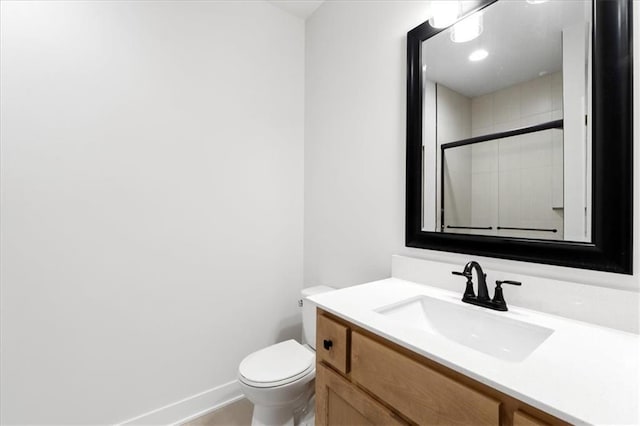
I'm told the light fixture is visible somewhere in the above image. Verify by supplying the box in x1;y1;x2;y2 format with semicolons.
526;0;549;4
450;11;483;43
468;49;488;62
428;1;460;29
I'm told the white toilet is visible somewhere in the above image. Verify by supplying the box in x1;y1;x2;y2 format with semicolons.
238;286;334;426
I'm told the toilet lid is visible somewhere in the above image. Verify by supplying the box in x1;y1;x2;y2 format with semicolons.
239;340;314;387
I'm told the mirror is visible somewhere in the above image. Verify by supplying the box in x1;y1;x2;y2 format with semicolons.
406;0;633;273
421;0;591;242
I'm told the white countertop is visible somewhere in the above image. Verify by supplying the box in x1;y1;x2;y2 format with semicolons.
309;278;640;425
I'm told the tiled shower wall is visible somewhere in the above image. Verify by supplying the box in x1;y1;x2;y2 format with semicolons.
471;72;563;137
439;72;565;239
469;72;564;239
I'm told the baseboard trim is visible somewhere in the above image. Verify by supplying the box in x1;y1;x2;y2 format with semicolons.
116;380;243;426
174;393;245;426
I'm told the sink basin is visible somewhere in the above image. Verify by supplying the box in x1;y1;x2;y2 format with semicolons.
376;295;554;362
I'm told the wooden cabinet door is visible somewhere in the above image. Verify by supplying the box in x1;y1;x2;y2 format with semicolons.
351;331;500;426
315;363;406;426
513;410;550;426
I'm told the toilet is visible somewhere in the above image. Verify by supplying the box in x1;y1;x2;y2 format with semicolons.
238;286;335;426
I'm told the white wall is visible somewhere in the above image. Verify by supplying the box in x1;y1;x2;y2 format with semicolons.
0;1;304;424
563;23;590;241
423;79;438;231
436;84;472;144
437;85;472;232
304;1;639;295
305;1;430;287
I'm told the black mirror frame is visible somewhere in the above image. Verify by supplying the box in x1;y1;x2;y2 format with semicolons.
406;0;633;274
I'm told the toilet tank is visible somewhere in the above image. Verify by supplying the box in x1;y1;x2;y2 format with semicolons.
301;286;335;349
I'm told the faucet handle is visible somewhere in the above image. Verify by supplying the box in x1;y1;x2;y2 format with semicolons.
492;280;522;311
496;280;522;287
452;270;475;300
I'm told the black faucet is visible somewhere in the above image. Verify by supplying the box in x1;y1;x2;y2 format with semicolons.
452;261;521;311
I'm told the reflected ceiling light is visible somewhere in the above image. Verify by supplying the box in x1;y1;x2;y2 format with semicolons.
526;0;549;4
469;49;488;61
450;12;483;43
428;1;460;29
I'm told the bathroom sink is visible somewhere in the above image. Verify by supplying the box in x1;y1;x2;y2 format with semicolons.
376;295;553;362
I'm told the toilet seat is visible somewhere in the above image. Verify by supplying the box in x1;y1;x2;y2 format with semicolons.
239;340;315;388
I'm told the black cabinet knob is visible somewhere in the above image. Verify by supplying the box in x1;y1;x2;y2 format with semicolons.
323;339;333;350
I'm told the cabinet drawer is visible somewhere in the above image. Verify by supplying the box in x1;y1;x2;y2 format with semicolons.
316;314;350;374
351;331;500;425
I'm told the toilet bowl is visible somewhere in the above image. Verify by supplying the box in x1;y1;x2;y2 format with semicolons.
238;340;315;426
238;286;335;426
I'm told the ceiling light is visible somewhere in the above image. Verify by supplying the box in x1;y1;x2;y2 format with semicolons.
469;49;488;62
428;1;460;29
450;12;483;43
526;0;549;4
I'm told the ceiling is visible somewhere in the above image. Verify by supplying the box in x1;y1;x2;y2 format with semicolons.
266;0;325;19
422;0;590;98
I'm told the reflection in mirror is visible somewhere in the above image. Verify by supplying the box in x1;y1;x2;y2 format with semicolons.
421;0;592;242
441;125;563;240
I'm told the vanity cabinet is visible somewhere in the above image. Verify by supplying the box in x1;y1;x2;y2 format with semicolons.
316;310;565;426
